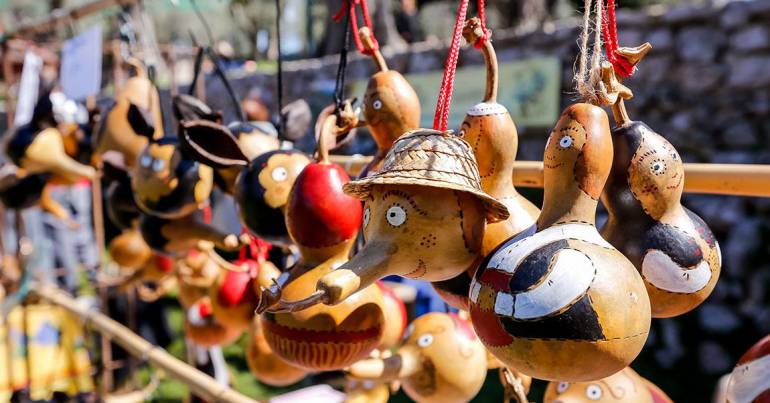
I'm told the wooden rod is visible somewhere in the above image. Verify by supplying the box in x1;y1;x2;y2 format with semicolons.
10;0;139;38
328;155;770;197
33;286;259;403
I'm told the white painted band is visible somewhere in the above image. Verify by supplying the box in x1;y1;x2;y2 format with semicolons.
642;250;712;293
466;102;508;116
726;354;770;403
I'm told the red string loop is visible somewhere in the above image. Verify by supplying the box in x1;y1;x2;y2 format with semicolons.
238;228;272;263
474;0;490;49
600;0;635;77
333;0;379;56
433;0;470;131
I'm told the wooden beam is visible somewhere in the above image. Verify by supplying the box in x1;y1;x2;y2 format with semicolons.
328;155;770;198
10;0;140;38
32;286;259;403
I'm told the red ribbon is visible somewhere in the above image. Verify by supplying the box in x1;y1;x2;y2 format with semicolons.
600;0;635;77
333;0;379;56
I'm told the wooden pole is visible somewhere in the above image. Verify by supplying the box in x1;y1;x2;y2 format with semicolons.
33;286;259;403
328;156;770;198
10;0;140;38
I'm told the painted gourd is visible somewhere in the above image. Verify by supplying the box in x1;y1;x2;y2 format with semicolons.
279;129;508;308
434;18;540;309
94;60;164;167
469;104;651;382
544;367;673;403
138;212;242;256
348;312;487;403
358;27;421;177
179;120;311;246
601;121;721;318
245;317;307;387
725;335;770;403
258;113;386;371
209;257;280;332
177;248;221;308
131;137;214;219
107;228;153;271
184;296;243;347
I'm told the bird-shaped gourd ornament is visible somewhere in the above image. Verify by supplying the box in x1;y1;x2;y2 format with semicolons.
269;129;508;310
599;45;721;318
208;243;281;333
725;335;770;403
93;59;164;168
255;111;386;371
433;18;540;310
245;317;307;387
179;118;311;246
357;27;421;177
347;312;487;403
469;103;651;382
544;367;672;403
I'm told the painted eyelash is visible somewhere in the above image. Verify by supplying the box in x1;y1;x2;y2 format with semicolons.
381;190;428;216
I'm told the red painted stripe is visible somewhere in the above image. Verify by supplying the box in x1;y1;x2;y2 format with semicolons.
469;305;514;347
263;317;382;344
478;269;513;292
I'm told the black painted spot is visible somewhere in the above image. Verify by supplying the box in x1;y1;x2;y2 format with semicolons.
684;207;717;248
509;240;569;292
500;295;605;340
643;222;703;268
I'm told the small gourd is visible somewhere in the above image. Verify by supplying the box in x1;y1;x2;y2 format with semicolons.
544;367;672;403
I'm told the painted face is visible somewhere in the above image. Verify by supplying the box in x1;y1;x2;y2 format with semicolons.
627;129;684;220
360;185;485;281
363;71;421;152
132;140;213;218
544;115;588;180
236;150;311;245
544;368;657;403
460;103;518;180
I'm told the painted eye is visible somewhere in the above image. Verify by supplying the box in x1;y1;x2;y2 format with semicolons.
386;205;406;227
585;384;603;400
140;154;152;168
271;167;288;181
650;160;667;175
363;207;371;228
372;99;383;110
417;334;433;348
151;159;165;172
556;382;569;394
558;135;573;148
671;152;680;161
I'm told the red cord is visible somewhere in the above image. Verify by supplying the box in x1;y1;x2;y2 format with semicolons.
601;0;635;77
475;0;490;49
433;0;470;131
333;0;379;56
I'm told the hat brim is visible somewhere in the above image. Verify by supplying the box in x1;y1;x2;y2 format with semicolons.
344;173;510;223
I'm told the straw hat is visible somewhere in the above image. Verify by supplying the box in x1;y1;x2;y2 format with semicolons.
344;129;510;222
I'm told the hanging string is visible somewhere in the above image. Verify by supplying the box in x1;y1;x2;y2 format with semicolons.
333;0;379;56
333;11;352;111
275;0;285;138
433;0;470;131
474;0;490;49
601;0;635;77
574;0;604;103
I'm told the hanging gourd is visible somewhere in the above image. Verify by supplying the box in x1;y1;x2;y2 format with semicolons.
245;317;307;387
469;103;651;381
107;228;153;272
433;17;540;310
544;367;672;403
94;59;164;168
725;335;770;403
255;110;386;371
596;1;721;318
468;0;651;381
184;296;244;347
347;312;487;403
209;239;281;332
176;247;222;308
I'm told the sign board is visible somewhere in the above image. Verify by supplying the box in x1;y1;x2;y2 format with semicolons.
13;51;43;127
349;56;561;130
60;25;103;101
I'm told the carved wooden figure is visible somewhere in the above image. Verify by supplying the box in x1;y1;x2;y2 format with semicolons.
245;317;307;387
434;18;540;310
358;27;421;176
256;112;386;371
600;45;721;318
725;335;770;403
469;104;651;382
180;119;311;246
347;312;487;403
544;368;672;403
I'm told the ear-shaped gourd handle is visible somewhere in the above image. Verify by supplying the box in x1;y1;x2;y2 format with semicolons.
180;120;249;169
126;103;156;138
